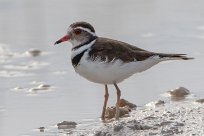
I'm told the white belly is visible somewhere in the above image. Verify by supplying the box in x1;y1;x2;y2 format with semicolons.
74;52;162;84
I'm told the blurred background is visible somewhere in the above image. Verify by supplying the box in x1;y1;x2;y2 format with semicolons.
0;0;204;135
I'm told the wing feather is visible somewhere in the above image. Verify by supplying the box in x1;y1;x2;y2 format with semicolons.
89;37;154;62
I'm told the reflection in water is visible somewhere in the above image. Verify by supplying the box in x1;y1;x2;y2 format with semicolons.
170;96;186;101
0;44;14;62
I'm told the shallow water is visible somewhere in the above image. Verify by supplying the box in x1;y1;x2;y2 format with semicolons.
0;0;204;135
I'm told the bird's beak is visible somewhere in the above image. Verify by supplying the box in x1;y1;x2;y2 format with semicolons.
54;35;70;45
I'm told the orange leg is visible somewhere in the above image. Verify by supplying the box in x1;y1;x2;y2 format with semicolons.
113;83;121;120
101;84;109;120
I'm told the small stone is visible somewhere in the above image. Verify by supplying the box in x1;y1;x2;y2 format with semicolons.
144;116;156;120
169;87;190;97
120;106;130;116
105;107;116;119
105;106;130;119
128;123;151;130
57;121;77;129
13;86;23;90
160;121;173;126
146;100;165;107
38;127;45;132
26;48;41;57
119;99;137;109
195;98;204;103
29;84;51;92
149;132;158;135
155;100;165;106
104;99;136;120
113;124;124;132
29;88;41;92
38;84;51;90
174;122;184;127
95;131;109;136
161;129;174;135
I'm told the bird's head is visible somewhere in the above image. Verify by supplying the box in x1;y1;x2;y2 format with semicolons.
54;22;97;47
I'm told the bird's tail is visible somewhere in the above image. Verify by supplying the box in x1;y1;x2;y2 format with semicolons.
157;53;194;60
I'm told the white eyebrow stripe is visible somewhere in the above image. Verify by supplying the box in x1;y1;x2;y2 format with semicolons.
74;27;96;37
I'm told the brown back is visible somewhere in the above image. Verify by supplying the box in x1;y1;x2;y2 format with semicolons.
89;37;155;63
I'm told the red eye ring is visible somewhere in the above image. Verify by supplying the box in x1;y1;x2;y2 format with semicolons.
74;29;82;35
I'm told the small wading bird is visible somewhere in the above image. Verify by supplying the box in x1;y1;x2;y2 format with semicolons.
54;22;193;120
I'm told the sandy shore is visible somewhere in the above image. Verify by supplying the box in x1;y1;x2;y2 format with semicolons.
62;97;203;136
93;100;204;136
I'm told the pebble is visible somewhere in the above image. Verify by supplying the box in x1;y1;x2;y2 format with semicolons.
29;88;41;92
26;48;41;57
38;127;45;132
155;100;165;106
105;106;130;119
160;121;173;126
113;124;124;132
119;99;137;109
127;123;151;130
57;121;77;129
105;99;136;120
149;132;158;135
146;100;165;107
13;86;23;90
168;87;190;97
38;84;51;90
195;98;204;104
29;84;51;92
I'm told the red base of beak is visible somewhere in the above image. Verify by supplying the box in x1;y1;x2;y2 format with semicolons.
55;35;70;45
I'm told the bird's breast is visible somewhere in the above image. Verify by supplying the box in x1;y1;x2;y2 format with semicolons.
73;52;161;84
71;49;88;67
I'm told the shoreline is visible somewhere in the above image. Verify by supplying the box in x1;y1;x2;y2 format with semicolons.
38;95;204;136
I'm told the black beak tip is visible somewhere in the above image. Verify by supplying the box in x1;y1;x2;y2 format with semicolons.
54;40;60;45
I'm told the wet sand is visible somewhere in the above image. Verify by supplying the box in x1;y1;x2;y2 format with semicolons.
28;93;204;136
93;99;204;136
0;0;204;136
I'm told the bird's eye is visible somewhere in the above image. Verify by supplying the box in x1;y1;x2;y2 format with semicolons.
74;29;82;35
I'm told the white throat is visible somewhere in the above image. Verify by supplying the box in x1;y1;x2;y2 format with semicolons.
70;39;82;47
71;39;96;59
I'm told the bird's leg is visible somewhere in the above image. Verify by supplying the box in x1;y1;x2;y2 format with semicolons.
101;84;109;121
113;83;121;120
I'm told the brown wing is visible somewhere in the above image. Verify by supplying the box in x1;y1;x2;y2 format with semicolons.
88;37;155;63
